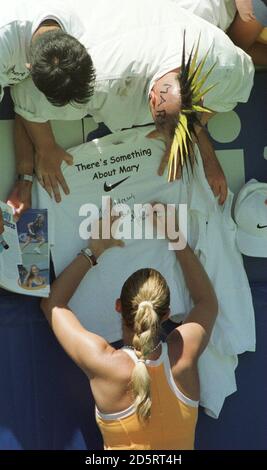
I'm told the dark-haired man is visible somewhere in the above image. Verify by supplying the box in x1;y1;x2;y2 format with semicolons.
1;0;95;218
0;0;94;104
11;0;254;209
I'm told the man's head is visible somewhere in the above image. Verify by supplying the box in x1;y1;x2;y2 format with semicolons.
149;34;216;181
149;71;182;163
149;71;182;128
30;29;95;107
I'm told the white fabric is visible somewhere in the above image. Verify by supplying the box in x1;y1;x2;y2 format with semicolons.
186;166;256;355
0;0;82;102
198;345;238;418
171;0;237;31
234;179;267;257
34;127;255;417
35;127;190;342
11;0;254;127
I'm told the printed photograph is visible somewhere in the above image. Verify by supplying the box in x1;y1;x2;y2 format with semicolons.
16;209;49;290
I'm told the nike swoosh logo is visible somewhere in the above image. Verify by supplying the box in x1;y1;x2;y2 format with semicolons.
104;176;130;192
257;224;267;229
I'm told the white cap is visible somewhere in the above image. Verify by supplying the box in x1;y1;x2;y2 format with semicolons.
234;179;267;258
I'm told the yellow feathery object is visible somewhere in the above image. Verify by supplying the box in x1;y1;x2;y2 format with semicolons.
168;34;217;182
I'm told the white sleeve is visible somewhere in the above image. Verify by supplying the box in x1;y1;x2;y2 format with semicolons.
204;46;255;113
11;77;89;122
170;0;219;24
170;0;236;30
11;78;48;122
0;26;13;103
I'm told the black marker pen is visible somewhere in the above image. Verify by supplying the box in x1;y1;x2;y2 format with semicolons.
0;235;9;250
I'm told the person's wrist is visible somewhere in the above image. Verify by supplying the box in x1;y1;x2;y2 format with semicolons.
90;245;104;260
79;247;97;267
17;174;34;186
89;241;106;260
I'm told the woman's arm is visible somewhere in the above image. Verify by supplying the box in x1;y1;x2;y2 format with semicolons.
42;253;108;375
152;207;218;361
27;222;34;234
24;274;31;287
39;276;46;286
41;215;124;376
173;243;218;360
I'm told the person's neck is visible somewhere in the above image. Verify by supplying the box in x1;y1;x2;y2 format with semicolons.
122;325;162;361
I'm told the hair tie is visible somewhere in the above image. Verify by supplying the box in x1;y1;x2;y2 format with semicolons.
137;358;146;364
139;300;153;309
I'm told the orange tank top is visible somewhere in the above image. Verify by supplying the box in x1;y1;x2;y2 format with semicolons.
95;342;198;450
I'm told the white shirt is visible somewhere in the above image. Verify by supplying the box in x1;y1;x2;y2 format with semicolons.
171;0;237;31
11;0;254;129
34;127;255;417
0;0;84;102
35;127;190;341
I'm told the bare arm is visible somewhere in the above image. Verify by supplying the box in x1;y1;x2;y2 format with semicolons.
21;118;73;203
152;206;218;361
196;126;228;205
227;13;267;66
41;213;124;376
27;222;34;233
173;243;218;361
41;252;111;375
7;114;34;220
153;105;227;204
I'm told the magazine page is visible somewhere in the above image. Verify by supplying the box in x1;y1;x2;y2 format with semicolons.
0;202;23;284
16;209;50;297
0;203;50;297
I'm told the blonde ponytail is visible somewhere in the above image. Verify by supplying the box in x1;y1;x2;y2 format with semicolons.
131;302;159;422
120;269;170;423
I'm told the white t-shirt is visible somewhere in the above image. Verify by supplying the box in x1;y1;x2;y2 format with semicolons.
0;0;84;102
12;0;254;129
35;127;191;341
34;127;255;352
34;127;255;417
171;0;237;31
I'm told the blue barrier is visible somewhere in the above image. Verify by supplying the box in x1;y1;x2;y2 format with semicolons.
0;71;266;449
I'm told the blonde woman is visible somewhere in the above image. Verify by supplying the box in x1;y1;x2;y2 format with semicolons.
23;265;46;289
41;209;218;450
